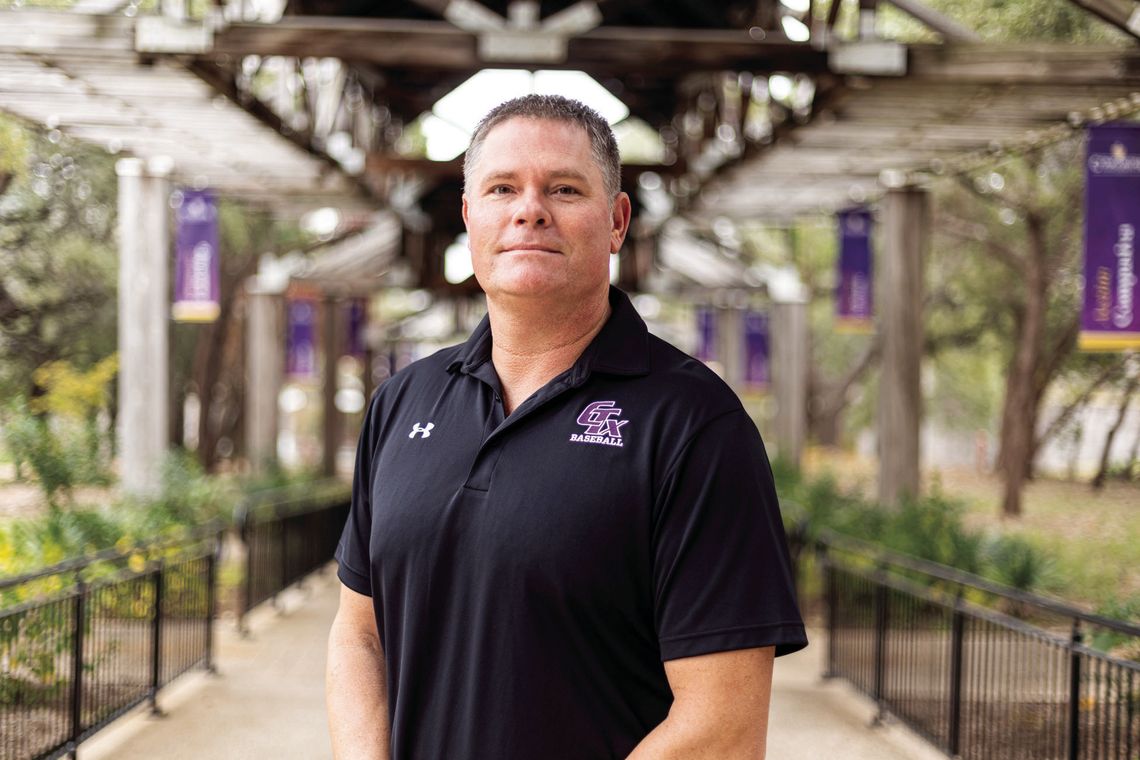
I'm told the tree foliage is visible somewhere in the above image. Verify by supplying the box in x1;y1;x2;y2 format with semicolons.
868;0;1131;43
0;115;119;402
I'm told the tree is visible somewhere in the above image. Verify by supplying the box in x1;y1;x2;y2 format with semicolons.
0;116;119;404
1091;360;1140;489
934;143;1087;516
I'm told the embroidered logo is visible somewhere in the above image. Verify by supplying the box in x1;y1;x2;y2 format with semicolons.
408;422;435;439
570;401;627;448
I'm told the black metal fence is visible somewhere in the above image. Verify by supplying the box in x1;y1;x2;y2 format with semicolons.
234;483;349;633
0;483;351;760
0;526;221;760
818;531;1140;760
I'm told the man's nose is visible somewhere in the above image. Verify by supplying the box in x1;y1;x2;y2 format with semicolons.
511;188;549;227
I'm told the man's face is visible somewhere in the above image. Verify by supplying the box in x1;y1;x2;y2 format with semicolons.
462;117;631;304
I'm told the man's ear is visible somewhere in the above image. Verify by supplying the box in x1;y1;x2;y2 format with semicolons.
461;194;469;228
610;192;632;253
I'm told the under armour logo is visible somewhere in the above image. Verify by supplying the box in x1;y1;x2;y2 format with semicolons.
409;422;434;439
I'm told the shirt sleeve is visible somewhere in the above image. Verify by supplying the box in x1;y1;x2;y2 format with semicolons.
335;391;382;597
652;408;808;661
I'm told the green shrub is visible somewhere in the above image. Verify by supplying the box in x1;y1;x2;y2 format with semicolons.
1089;595;1140;656
882;494;984;573
782;470;1023;586
981;534;1052;591
128;450;240;532
1;400;76;506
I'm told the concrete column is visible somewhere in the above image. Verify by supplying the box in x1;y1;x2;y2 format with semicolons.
878;186;927;505
715;307;745;389
246;284;283;474
772;300;808;468
321;295;343;477
116;157;172;495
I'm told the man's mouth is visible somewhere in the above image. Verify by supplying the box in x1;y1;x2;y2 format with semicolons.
502;244;561;254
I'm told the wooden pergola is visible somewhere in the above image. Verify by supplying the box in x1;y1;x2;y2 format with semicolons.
1;0;1138;497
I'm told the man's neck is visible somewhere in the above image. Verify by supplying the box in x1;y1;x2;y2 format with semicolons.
487;290;611;415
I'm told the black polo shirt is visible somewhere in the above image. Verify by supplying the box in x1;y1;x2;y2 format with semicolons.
336;287;807;760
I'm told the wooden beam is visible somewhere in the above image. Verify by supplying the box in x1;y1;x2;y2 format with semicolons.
0;9;135;56
364;152;682;183
183;57;376;201
907;44;1140;84
210;17;828;74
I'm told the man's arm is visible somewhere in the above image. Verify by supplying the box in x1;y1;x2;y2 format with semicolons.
626;646;775;760
327;583;389;760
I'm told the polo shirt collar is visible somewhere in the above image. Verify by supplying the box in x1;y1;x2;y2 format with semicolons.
447;286;650;381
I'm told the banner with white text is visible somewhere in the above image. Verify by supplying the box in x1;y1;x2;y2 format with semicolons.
836;207;874;334
695;306;716;363
743;310;770;390
1081;122;1140;351
286;298;318;380
172;189;220;323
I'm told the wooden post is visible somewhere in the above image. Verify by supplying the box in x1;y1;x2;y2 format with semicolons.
715;306;745;390
246;283;283;474
772;300;808;468
116;157;171;496
878;185;927;506
321;295;342;477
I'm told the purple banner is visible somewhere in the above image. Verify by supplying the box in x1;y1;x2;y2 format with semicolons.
172;189;220;323
286;297;318;379
1081;122;1140;351
743;310;770;390
695;306;716;362
346;298;368;358
836;207;874;334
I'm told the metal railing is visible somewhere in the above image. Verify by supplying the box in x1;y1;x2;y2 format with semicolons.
818;531;1140;760
234;482;349;633
0;525;221;760
0;483;351;760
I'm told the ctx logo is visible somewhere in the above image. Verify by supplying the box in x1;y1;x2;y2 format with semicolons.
569;401;627;448
408;422;434;439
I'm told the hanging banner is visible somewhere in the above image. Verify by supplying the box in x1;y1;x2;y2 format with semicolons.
836;207;874;334
286;298;318;380
695;306;716;362
743;310;770;390
171;189;221;323
346;298;368;358
1081;122;1140;351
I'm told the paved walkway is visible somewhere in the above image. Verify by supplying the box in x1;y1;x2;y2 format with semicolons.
82;568;945;760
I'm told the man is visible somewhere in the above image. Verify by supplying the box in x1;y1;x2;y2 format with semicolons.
327;94;806;760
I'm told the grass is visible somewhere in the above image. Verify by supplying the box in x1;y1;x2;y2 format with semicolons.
803;447;1140;612
940;469;1140;607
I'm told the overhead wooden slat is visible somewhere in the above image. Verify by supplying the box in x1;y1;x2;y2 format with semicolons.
211;16;828;74
906;44;1140;84
0;46;366;209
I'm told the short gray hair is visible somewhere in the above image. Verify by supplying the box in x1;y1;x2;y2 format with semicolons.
463;94;622;199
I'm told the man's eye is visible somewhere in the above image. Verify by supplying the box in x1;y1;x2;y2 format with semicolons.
554;186;579;195
490;185;513;194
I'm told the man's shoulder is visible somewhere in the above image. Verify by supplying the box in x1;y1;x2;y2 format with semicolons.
639;332;747;424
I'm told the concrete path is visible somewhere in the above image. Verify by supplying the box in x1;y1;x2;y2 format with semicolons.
82;568;945;760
